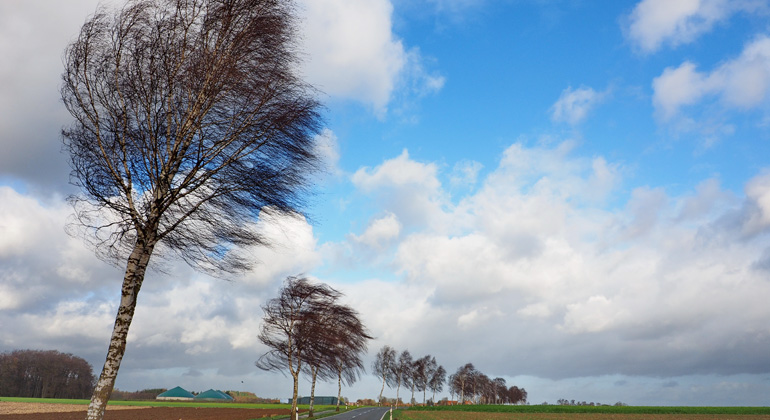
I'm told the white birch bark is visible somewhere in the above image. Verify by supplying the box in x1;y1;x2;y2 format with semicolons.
85;241;154;420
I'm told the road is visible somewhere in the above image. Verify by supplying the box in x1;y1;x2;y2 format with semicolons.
323;406;393;420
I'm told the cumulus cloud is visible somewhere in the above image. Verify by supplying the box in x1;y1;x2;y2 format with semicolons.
450;160;483;189
352;149;449;229
313;128;342;177
550;86;607;125
625;0;765;53
350;212;402;250
350;142;770;380
652;36;770;121
298;0;442;115
0;0;114;190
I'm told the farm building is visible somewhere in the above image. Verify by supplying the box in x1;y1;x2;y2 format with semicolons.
194;389;234;401
156;386;195;401
295;396;341;405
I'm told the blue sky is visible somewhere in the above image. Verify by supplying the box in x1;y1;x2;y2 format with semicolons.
2;0;770;406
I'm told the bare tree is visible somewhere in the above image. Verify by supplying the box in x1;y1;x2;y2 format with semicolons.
428;364;445;404
257;277;341;419
372;345;396;405
412;355;437;405
453;363;476;404
390;350;412;408
61;0;322;418
492;377;506;404
322;304;371;412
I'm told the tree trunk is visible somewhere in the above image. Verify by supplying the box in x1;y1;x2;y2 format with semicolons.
291;371;299;420
379;377;385;406
308;365;317;418
335;368;341;412
85;241;154;420
395;378;401;408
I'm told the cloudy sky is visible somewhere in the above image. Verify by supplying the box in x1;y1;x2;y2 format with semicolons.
2;0;770;407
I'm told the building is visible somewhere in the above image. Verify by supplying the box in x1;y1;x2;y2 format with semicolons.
156;386;195;401
194;389;235;402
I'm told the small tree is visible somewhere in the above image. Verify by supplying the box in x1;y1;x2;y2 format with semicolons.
428;365;446;404
256;277;341;419
372;345;396;405
390;350;412;408
412;355;436;405
61;1;322;419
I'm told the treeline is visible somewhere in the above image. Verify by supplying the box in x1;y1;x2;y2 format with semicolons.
0;349;95;399
372;346;447;407
372;346;527;406
449;363;527;405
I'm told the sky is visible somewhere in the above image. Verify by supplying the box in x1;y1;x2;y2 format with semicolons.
1;0;770;407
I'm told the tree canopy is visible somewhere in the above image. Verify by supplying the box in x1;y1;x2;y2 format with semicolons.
61;0;322;418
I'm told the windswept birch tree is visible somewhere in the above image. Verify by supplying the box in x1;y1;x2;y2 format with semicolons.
60;1;322;418
372;345;396;405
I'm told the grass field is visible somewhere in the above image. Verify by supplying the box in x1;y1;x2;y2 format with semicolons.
391;405;770;420
0;396;335;411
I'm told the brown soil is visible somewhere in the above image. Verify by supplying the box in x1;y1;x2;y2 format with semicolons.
0;402;294;420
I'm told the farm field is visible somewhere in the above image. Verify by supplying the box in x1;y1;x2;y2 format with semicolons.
392;405;770;420
0;397;334;420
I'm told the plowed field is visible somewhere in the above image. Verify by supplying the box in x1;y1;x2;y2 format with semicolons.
0;402;294;420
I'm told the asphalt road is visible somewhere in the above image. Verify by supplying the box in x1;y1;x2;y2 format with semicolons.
323;406;393;420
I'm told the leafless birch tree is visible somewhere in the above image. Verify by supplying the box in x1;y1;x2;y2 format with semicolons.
257;277;370;418
372;345;396;405
60;1;322;418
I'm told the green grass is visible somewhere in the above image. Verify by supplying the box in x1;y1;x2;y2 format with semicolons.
0;396;334;411
400;405;770;415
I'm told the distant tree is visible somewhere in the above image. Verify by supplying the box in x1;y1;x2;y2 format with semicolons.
507;386;526;404
453;363;476;404
61;0;322;419
492;377;506;404
428;365;446;403
412;355;437;405
390;350;412;408
447;372;460;402
0;350;95;399
371;345;396;405
325;306;371;412
257;277;343;419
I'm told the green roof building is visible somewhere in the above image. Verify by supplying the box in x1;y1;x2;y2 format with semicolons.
156;386;195;401
194;389;234;401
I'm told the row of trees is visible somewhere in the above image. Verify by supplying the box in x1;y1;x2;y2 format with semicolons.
0;350;95;399
449;363;527;405
372;346;447;407
256;276;372;418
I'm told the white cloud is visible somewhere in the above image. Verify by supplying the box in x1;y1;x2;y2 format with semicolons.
352;149;449;229
652;36;770;120
742;171;770;234
351;212;402;250
550;86;606;125
450;160;483;188
349;142;770;380
313;128;341;176
298;0;443;115
625;0;764;53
